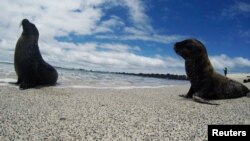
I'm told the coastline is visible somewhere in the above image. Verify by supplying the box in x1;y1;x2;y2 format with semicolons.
0;74;249;140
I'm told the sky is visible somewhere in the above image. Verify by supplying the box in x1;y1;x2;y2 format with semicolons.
0;0;249;74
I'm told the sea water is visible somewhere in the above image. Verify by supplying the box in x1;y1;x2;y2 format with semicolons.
0;62;188;88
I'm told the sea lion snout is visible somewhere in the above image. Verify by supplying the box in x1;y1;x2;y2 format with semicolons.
21;19;31;28
174;39;208;60
174;39;191;52
173;42;179;52
174;41;190;59
22;19;29;25
174;41;183;48
21;19;39;36
174;42;182;54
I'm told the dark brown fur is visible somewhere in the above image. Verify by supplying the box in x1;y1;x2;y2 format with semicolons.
174;39;250;104
13;19;58;90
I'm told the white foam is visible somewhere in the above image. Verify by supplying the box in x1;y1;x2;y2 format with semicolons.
0;78;16;86
0;78;16;83
0;63;189;89
55;85;176;90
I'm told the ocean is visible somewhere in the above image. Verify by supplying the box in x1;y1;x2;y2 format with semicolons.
0;62;188;88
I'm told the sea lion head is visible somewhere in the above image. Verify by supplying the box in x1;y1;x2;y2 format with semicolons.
174;39;208;60
21;19;39;38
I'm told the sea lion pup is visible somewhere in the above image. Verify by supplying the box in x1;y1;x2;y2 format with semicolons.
174;39;250;105
13;19;58;90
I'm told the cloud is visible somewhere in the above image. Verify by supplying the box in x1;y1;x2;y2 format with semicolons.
0;0;104;46
0;0;180;44
236;1;250;12
0;0;249;74
99;43;141;52
123;0;153;32
239;29;250;39
39;41;172;73
222;1;250;17
124;27;148;35
93;16;125;34
221;1;250;44
123;34;185;44
96;34;185;44
0;0;170;74
210;54;250;70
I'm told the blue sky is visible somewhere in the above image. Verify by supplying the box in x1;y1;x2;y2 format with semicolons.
0;0;249;74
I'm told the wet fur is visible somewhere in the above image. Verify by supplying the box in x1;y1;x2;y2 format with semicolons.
174;39;250;104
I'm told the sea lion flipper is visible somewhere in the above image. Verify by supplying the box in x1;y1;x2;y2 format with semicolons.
179;94;192;98
19;82;36;90
179;86;194;98
193;96;219;105
179;94;187;98
247;93;250;98
186;86;194;98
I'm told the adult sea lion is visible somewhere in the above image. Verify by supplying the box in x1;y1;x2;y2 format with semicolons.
13;19;58;90
174;39;250;105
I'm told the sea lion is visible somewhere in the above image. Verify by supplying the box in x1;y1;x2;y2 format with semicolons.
243;79;250;83
174;39;250;105
13;19;58;90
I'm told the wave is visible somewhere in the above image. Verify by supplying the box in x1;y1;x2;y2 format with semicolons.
55;85;178;89
0;62;188;88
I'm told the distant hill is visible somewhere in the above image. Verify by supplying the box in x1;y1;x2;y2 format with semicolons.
113;72;188;80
